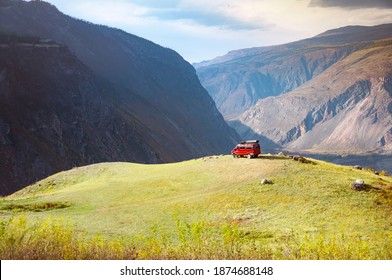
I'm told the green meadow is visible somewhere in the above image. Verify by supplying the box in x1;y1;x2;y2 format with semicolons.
1;155;391;259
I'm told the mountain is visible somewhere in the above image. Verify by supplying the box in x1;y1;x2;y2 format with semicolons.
195;24;392;118
233;40;392;153
0;0;239;195
195;24;392;153
0;32;164;195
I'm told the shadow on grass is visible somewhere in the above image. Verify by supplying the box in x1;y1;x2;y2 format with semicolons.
0;201;71;212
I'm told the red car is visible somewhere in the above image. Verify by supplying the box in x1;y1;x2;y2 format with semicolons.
231;140;261;158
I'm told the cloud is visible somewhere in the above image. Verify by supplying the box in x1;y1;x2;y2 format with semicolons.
309;0;392;9
140;0;271;30
66;0;272;31
145;8;263;30
120;0;181;9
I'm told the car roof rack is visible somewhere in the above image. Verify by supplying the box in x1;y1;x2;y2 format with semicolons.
240;140;259;144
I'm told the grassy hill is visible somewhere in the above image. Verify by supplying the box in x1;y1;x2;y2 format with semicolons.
0;155;391;259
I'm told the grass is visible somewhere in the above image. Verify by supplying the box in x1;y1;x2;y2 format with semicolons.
0;155;391;259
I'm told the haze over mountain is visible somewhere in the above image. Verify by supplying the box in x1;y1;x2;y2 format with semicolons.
0;0;239;195
195;24;392;154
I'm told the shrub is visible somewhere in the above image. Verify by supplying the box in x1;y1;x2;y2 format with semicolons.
0;215;136;260
1;215;391;260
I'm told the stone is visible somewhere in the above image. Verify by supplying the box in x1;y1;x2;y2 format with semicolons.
297;157;307;163
261;178;272;185
350;179;366;191
292;156;310;163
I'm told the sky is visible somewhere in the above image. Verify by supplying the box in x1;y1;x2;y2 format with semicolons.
41;0;392;63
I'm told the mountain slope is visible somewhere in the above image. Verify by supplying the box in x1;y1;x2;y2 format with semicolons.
230;40;392;153
0;0;239;195
0;33;168;195
195;24;392;118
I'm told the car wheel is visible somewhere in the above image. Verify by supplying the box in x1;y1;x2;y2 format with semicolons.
247;154;252;159
233;154;238;158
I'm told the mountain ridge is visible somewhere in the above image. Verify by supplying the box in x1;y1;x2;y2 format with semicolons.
194;24;392;70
